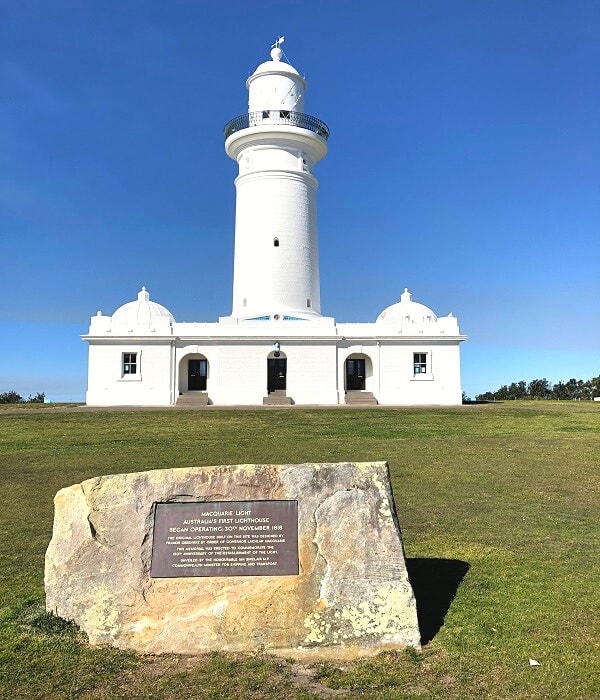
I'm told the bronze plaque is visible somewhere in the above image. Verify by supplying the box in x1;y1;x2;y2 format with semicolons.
150;500;299;578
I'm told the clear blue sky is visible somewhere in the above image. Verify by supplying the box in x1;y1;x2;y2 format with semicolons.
1;1;598;401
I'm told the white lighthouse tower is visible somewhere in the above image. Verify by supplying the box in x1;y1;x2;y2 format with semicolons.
224;39;329;320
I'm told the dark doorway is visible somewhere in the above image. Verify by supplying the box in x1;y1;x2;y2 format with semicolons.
188;359;207;391
346;358;366;391
267;358;287;392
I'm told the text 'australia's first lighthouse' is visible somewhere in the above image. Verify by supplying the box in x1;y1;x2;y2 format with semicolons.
224;38;330;320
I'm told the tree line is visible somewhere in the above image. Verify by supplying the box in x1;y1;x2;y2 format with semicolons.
0;391;45;404
475;376;600;402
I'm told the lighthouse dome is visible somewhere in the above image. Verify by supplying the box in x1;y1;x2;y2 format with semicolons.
376;289;437;324
112;287;175;326
248;45;303;80
250;57;301;80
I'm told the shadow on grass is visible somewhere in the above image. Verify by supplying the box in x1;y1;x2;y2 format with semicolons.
406;558;470;645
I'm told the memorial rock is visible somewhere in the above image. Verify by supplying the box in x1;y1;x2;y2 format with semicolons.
45;462;420;659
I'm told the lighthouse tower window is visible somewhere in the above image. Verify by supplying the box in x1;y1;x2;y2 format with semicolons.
273;238;279;247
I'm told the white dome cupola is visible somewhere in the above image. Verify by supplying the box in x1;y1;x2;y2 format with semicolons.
111;287;175;327
377;289;438;324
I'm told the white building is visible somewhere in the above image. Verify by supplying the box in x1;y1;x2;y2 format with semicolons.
84;42;466;407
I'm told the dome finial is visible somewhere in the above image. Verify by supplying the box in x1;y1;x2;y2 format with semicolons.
401;288;412;302
270;35;285;61
138;286;150;301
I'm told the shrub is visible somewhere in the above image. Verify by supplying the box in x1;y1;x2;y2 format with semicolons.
0;391;23;404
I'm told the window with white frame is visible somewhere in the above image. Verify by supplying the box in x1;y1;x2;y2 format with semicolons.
413;352;427;375
122;352;138;376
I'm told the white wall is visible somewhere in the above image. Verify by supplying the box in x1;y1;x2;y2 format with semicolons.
377;343;463;405
248;70;305;113
183;342;337;406
231;168;320;317
208;344;270;405
85;335;463;407
86;342;173;406
284;343;338;404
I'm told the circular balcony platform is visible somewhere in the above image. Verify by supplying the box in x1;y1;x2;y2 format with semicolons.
224;110;330;141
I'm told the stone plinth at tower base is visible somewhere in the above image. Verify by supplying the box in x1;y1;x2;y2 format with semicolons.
45;462;420;659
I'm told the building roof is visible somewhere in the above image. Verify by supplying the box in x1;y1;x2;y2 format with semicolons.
111;287;175;325
376;289;438;324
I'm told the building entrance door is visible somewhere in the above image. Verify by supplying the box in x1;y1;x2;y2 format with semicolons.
346;358;366;391
267;358;287;393
188;359;207;391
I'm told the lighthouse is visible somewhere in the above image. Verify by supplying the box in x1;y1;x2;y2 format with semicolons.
224;39;329;319
84;40;466;408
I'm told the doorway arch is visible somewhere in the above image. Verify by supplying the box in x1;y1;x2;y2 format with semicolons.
344;353;373;392
178;354;209;393
267;350;287;393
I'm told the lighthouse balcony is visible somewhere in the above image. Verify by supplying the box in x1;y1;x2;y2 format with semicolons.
224;111;330;141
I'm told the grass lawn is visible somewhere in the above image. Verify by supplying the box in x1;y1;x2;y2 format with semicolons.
0;402;598;699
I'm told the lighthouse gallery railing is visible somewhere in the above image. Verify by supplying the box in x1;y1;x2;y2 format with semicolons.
224;111;330;141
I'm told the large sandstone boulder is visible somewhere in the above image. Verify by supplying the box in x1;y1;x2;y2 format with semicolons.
45;462;420;659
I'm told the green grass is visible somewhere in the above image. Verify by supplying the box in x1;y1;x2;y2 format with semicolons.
0;402;598;699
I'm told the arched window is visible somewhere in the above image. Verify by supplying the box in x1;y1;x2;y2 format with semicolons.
273;238;280;247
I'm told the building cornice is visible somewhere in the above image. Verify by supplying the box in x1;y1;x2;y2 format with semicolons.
82;333;467;345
